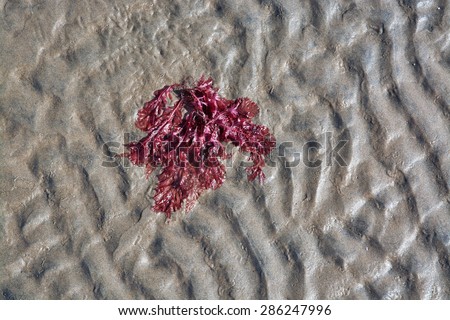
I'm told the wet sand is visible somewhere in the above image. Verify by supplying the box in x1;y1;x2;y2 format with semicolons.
1;0;449;299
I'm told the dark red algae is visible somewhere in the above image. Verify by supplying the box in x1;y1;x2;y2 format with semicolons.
121;77;276;219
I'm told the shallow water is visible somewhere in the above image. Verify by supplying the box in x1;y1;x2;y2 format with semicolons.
1;0;449;299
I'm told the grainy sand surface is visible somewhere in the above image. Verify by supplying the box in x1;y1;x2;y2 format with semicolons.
1;0;449;299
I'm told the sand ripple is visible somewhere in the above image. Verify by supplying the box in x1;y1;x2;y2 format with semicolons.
0;0;449;299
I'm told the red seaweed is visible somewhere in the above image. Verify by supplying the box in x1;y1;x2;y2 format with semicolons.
122;76;276;218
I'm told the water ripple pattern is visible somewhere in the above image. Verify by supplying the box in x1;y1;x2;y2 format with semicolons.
0;0;449;299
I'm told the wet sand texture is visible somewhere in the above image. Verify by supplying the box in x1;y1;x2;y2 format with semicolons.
1;0;449;299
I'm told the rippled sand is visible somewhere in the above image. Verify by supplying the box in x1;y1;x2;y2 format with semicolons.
1;0;449;299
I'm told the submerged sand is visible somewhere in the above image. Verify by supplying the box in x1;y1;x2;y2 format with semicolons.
1;0;449;299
